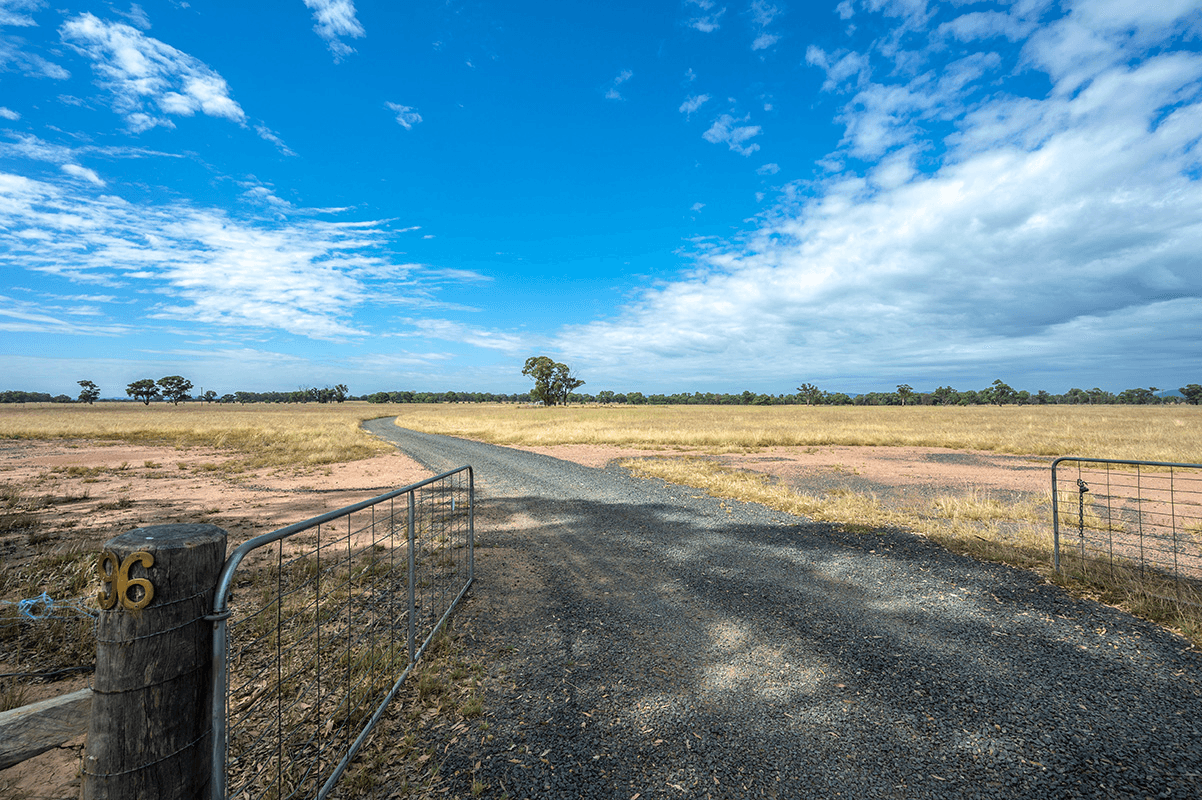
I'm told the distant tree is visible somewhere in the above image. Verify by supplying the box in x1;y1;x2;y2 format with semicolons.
77;380;100;405
931;386;956;405
157;376;193;405
1035;390;1051;405
796;383;822;406
896;384;915;406
219;393;236;404
333;384;349;403
521;356;585;406
1118;387;1157;404
596;390;616;404
1181;384;1202;405
126;379;160;405
200;390;218;403
989;379;1016;406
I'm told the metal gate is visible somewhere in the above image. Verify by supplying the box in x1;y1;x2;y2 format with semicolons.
208;466;474;800
1051;457;1202;603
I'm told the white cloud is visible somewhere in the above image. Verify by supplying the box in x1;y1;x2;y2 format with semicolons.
554;0;1202;391
691;202;705;212
60;13;246;132
400;318;528;354
685;0;726;32
0;171;467;341
0;34;70;78
605;69;633;101
386;102;422;130
254;124;296;156
751;33;779;51
679;93;710;116
0;293;130;336
937;10;1034;43
756;162;779;175
0;107;19;120
1;133;109;186
806;46;870;92
702;113;762;155
302;0;364;61
121;4;150;31
0;0;41;27
60;163;104;185
750;0;780;28
239;181;292;211
749;0;781;50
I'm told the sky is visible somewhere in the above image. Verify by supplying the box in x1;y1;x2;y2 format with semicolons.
1;0;1200;398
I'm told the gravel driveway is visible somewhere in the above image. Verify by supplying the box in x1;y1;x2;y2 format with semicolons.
364;419;1202;799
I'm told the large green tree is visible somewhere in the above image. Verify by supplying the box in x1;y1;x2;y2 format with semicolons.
157;375;193;405
521;356;584;406
796;383;822;406
126;379;160;405
1181;384;1202;405
77;380;100;405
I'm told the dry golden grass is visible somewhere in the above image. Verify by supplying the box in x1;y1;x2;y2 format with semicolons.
0;402;397;469
392;403;1202;462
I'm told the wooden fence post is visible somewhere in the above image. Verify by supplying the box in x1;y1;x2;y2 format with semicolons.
81;523;226;800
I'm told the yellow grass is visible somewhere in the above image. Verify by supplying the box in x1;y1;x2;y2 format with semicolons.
391;403;1202;463
0;402;396;469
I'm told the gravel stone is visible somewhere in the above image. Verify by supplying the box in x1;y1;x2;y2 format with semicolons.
365;420;1202;800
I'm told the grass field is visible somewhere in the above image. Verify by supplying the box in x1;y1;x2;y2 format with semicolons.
3;401;1200;644
3;401;1198;464
389;403;1202;463
0;402;397;469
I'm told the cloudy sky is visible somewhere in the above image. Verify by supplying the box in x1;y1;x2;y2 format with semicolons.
2;0;1200;397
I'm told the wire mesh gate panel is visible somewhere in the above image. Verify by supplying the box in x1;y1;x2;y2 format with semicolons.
1052;457;1202;604
208;466;473;800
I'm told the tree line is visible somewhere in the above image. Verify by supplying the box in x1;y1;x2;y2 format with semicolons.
3;379;1200;406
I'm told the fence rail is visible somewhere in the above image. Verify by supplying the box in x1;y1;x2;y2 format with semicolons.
1051;457;1202;604
208;465;474;800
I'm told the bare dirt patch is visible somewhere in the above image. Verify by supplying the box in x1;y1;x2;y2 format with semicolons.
513;442;1050;504
0;439;429;800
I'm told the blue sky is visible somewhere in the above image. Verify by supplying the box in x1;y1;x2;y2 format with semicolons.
2;0;1200;397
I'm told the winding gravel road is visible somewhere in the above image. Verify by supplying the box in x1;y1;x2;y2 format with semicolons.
363;419;1202;799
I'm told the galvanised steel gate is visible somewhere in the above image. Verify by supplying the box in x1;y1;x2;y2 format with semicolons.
1052;456;1202;603
208;466;473;800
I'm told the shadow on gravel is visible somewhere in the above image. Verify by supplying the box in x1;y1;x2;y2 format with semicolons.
443;491;1202;800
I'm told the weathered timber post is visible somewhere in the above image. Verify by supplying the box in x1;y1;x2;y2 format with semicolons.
82;524;226;800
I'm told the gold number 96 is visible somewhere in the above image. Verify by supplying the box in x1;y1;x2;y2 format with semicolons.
97;550;155;611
